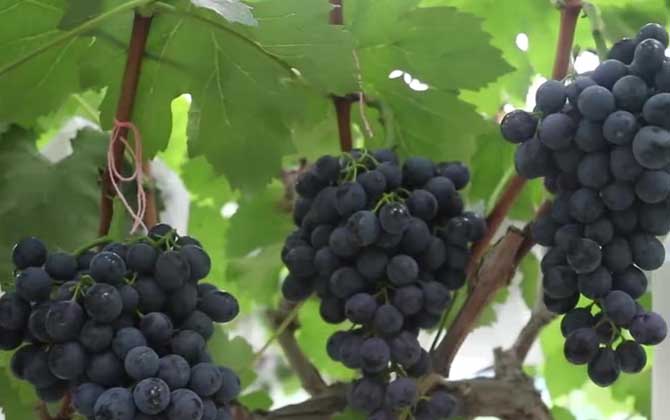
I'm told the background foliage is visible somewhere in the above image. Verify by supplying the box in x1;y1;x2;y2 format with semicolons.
0;0;667;418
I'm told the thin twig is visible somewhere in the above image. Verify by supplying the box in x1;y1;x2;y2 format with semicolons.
264;300;328;396
432;228;527;375
254;300;305;360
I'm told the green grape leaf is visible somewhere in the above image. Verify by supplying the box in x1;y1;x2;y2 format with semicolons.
226;180;293;258
191;0;258;27
207;325;257;388
333;408;366;420
295;300;357;381
477;287;510;327
239;389;273;411
466;127;515;210
551;406;576;420
611;368;651;418
520;253;540;309
0;0;92;125
0;127;107;277
226;244;283;307
0;367;37;420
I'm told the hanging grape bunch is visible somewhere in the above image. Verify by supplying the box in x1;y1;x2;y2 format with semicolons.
281;148;485;419
501;23;670;387
0;225;241;420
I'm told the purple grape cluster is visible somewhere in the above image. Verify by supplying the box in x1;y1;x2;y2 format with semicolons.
281;148;485;419
500;23;669;387
0;225;240;420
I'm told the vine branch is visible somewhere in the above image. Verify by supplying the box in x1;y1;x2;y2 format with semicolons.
98;13;153;236
431;0;582;377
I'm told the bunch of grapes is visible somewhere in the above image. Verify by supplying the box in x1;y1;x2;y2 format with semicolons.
280;148;485;419
0;225;241;420
501;23;669;387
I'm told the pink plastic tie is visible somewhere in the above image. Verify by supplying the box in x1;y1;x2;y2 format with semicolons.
107;119;148;233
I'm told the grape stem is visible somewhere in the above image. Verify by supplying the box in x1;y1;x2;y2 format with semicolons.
72;236;114;256
254;299;306;361
432;0;583;377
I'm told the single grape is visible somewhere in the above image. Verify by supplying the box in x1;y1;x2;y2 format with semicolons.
45;300;85;342
133;377;171;415
575;120;607;152
86;351;124;387
189;363;223;397
112;327;147;359
45;252;78;281
16;267;53;302
373;304;404;336
637;23;669;46
566;238;602;274
0;292;30;331
630;311;668;345
348;378;385;414
538;113;576;150
47;341;86;380
613;266;648;299
73;382;105;417
199;291;239;323
84;283;123;323
135;276;167;313
329;226;361;258
578;152;611;189
345;293;378;324
612;75;649;112
588;348;621;387
347;210;381;246
616;340;647;373
357;170;387;201
633;125;670;169
90;251;127;285
335;182;367;217
500;110;538;143
591;59;628;89
544;292;579;314
608;38;636;64
126;243;158;274
603;290;637;327
630;233;665;270
359;337;390;373
172;330;206;364
515;138;555;179
569;188;605;223
561;308;595;337
584;218;614;245
635;170;670;203
631;38;665;77
12;237;47;269
536;79;567;114
577;85;615;121
386;255;419;286
564;328;600;365
602;238;633;274
319;296;345;324
577;267;612;299
385;377;417;409
94;387;136;420
79;320;114;353
155;250;191;291
125;345;159;381
140;312;174;344
406;189;438;221
544;266;578;299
